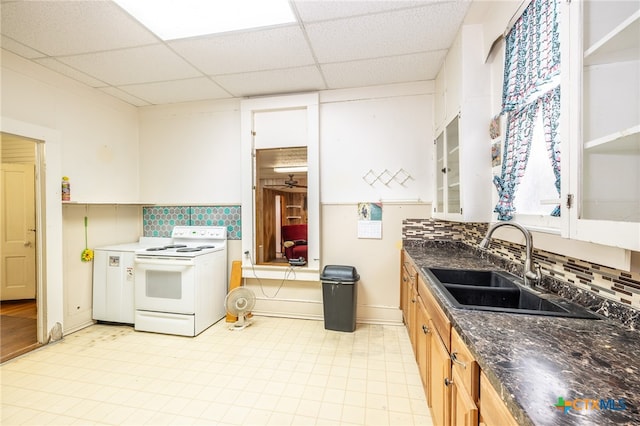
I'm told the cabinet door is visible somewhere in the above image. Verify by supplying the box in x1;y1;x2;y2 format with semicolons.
435;131;445;216
409;282;418;351
564;0;640;250
400;259;409;324
450;367;478;426
429;319;451;426
416;296;431;398
479;371;518;426
433;115;461;219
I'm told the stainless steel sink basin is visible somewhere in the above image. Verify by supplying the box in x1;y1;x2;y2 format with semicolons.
422;268;600;319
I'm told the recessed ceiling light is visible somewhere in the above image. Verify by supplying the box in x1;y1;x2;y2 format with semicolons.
114;0;296;40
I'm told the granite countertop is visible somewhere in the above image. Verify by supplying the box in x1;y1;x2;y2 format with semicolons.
404;241;640;426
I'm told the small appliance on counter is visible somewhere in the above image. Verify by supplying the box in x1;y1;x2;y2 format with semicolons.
92;237;170;324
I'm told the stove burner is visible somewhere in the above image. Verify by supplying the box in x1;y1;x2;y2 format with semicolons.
146;247;167;251
176;247;202;253
164;244;187;249
198;245;216;249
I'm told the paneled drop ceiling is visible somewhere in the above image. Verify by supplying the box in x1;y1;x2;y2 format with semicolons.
1;0;476;107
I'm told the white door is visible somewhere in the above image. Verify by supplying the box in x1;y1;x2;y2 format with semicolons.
1;163;36;300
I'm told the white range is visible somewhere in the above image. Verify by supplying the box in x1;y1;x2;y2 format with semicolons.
134;225;228;337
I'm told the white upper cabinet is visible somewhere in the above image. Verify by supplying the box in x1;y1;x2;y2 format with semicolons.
563;0;640;251
433;24;492;222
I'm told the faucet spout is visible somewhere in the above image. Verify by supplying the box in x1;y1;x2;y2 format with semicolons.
479;221;541;287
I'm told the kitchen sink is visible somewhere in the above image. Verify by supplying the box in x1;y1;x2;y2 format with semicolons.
422;268;601;319
428;268;519;288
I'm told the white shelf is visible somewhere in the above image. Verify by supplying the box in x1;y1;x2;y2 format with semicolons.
584;124;640;152
62;201;150;205
584;11;640;66
448;146;460;155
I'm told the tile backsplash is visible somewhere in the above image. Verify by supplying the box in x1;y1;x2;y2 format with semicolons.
143;206;241;239
403;219;640;311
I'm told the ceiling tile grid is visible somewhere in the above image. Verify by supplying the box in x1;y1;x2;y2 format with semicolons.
0;0;471;106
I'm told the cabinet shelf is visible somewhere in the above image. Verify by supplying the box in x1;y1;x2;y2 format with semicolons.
448;146;460;155
584;125;640;152
584;11;640;66
286;205;302;209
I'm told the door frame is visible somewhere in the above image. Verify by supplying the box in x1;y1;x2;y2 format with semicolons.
1;117;64;345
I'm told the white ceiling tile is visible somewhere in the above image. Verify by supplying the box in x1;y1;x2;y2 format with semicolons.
1;35;46;59
34;58;107;88
321;51;446;89
214;66;326;97
56;45;202;86
169;26;315;75
0;1;158;56
99;87;151;107
118;78;233;105
307;3;470;63
293;0;436;22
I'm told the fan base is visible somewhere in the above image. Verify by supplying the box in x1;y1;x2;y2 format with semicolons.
228;317;252;331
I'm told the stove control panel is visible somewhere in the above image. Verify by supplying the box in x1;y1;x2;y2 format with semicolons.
171;226;227;240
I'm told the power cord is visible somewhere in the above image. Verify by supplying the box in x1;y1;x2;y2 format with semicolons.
244;251;300;299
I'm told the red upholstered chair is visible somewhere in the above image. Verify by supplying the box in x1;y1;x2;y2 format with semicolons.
281;224;308;260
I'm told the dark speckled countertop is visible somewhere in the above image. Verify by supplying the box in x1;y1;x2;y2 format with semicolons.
404;241;640;426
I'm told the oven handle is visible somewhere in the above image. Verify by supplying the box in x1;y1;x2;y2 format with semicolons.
135;256;196;267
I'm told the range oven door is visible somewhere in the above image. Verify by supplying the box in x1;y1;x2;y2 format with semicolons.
135;256;196;314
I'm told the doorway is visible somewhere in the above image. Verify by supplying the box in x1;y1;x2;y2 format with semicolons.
1;132;41;363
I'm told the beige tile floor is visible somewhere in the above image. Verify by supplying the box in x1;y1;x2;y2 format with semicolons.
1;316;432;425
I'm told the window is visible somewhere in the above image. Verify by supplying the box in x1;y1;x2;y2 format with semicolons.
493;0;561;228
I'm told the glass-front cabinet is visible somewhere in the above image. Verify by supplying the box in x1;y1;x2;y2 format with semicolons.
434;116;460;217
563;0;640;251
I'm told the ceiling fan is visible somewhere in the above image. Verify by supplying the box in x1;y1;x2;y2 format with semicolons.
265;174;307;189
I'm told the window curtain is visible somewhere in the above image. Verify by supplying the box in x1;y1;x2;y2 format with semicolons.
494;0;561;220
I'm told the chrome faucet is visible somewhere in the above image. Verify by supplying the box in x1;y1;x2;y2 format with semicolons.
479;222;541;287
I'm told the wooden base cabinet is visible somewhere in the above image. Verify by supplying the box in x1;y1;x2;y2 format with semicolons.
451;367;479;426
401;251;517;426
479;371;518;426
450;328;479;426
429;319;452;426
416;296;431;398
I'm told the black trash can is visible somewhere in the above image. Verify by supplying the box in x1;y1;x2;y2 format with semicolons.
321;265;360;332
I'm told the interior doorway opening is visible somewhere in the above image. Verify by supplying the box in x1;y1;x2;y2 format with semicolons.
1;132;42;363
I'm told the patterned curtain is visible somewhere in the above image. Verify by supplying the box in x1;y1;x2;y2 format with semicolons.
541;86;561;216
494;0;561;220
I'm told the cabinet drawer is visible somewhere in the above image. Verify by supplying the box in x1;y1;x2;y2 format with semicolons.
418;274;451;351
451;328;479;401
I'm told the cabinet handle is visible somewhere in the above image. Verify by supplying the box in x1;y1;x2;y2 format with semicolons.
411;298;416;303
441;167;447;174
422;324;430;334
450;352;467;368
444;377;453;387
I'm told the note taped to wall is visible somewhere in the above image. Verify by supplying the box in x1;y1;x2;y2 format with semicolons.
357;202;382;239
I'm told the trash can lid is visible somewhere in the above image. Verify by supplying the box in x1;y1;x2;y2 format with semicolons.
320;265;360;282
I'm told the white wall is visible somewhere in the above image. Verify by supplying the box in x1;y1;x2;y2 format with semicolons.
137;82;433;323
137;99;241;204
1;50;141;339
320;83;433;204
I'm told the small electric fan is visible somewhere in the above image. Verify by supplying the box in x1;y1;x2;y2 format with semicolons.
224;287;256;330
